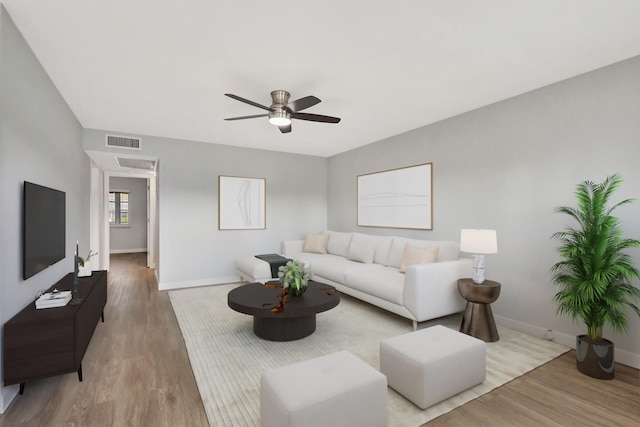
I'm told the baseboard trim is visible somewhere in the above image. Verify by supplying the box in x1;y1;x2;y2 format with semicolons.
0;385;19;414
495;314;640;369
158;275;241;291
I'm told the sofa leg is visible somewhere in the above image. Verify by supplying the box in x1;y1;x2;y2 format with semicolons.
412;320;418;331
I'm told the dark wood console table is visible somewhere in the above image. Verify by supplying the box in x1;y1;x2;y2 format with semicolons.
3;270;107;394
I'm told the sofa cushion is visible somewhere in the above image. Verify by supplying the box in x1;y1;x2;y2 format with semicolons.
290;252;326;268
326;231;353;257
345;266;404;305
303;232;329;254
294;252;366;284
351;233;393;265
347;239;376;264
387;238;459;267
400;244;439;273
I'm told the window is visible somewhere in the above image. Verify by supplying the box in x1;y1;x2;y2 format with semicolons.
109;191;130;226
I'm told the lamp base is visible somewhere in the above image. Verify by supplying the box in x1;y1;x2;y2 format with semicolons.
472;254;485;284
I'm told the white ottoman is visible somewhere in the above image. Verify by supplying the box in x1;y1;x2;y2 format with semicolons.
260;350;388;427
380;325;485;409
235;255;274;283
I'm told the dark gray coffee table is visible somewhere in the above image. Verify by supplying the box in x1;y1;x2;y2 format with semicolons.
227;280;340;341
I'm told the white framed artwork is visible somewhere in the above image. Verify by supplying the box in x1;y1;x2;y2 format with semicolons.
218;176;266;230
357;163;433;230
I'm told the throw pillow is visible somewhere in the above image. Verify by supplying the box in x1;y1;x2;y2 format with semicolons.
346;240;376;264
326;231;353;257
303;232;329;254
399;244;439;273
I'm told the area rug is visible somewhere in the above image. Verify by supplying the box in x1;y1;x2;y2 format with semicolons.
169;284;569;427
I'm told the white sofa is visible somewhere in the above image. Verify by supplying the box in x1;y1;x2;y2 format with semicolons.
282;231;472;329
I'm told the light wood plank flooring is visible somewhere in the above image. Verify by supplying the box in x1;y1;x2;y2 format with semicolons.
1;253;637;426
0;253;209;427
424;351;639;426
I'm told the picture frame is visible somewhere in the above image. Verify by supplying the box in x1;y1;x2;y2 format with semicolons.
357;162;433;230
218;175;266;230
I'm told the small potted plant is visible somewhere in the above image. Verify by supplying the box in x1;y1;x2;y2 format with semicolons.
278;260;311;296
78;250;98;277
551;174;640;379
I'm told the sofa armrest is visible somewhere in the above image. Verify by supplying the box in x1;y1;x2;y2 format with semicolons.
282;240;304;256
403;258;472;322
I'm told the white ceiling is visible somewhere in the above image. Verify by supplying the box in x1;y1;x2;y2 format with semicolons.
4;1;640;158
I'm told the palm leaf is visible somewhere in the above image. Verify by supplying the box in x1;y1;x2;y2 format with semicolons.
551;174;640;341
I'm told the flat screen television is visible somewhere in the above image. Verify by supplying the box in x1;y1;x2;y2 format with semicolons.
23;182;66;280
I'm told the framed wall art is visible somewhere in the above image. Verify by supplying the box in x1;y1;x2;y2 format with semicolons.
218;175;266;230
357;162;432;230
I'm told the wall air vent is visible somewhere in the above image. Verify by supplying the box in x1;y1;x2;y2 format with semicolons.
106;134;142;150
116;157;157;172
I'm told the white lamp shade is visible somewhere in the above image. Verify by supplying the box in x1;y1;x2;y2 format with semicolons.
460;229;498;254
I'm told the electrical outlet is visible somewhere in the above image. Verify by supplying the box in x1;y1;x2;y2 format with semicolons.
544;329;554;341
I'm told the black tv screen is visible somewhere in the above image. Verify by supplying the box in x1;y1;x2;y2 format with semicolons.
23;182;66;280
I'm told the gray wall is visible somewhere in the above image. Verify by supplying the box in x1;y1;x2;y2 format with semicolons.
328;56;640;366
0;6;89;409
109;176;148;253
83;130;328;289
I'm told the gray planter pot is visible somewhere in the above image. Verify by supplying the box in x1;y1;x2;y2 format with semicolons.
576;335;615;380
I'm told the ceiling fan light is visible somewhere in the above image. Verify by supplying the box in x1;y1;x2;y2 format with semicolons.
269;117;291;126
268;110;291;126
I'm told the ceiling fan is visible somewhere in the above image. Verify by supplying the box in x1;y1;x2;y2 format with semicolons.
224;90;341;133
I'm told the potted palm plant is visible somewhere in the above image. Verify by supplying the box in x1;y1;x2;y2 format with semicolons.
551;174;640;379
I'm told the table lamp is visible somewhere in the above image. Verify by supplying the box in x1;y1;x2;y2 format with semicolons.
460;229;498;284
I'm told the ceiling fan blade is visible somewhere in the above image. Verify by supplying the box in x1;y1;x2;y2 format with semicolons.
279;124;292;134
291;112;341;124
286;96;321;113
225;93;273;111
224;114;268;121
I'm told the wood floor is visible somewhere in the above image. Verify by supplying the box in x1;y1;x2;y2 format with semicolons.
1;252;637;426
0;253;209;427
424;351;639;427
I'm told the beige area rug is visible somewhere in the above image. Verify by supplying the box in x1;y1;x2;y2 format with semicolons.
169;284;569;427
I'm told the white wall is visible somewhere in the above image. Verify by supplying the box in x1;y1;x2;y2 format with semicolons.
0;6;89;411
109;176;148;253
327;56;640;367
83;130;328;289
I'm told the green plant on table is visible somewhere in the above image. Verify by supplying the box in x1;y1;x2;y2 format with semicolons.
79;250;98;267
278;260;311;297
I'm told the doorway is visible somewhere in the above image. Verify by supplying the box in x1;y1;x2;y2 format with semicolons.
90;168;158;275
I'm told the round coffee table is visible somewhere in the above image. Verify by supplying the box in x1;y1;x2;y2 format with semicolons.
227;281;340;341
457;278;501;342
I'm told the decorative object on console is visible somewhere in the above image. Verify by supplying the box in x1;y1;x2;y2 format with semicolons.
460;229;498;284
278;260;311;297
71;241;84;305
78;249;98;277
35;290;72;309
551;174;640;380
